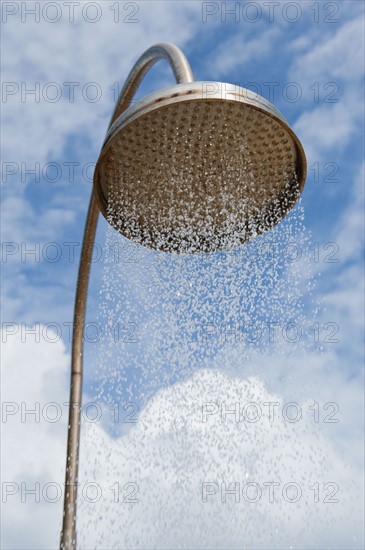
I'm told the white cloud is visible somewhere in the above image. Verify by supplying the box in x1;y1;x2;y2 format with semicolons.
1;194;76;244
289;16;364;162
333;162;364;264
293;91;362;163
78;369;363;549
206;27;280;78
289;17;364;84
1;328;69;549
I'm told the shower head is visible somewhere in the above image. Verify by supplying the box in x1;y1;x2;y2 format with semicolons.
94;81;306;254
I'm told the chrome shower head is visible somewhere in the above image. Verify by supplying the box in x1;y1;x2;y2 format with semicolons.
94;81;306;253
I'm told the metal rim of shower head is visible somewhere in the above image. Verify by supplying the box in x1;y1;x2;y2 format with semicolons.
94;81;307;254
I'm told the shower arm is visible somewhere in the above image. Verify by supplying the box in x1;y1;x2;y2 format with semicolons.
60;43;194;550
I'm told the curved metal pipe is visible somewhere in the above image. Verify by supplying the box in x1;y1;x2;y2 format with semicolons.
109;42;194;126
60;43;194;550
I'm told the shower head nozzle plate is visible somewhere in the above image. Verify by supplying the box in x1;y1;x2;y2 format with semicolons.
94;81;306;253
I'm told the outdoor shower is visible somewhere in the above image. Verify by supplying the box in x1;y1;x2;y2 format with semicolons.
61;42;306;549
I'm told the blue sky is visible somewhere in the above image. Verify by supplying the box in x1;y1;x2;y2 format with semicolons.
1;1;364;548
